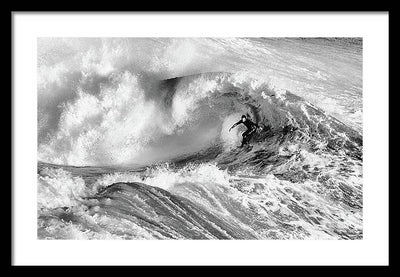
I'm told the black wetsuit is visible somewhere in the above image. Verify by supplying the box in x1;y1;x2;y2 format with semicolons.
232;119;259;146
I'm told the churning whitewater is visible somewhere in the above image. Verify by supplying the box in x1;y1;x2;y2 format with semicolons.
37;38;363;239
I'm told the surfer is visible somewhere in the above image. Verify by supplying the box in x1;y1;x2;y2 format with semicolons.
229;115;262;147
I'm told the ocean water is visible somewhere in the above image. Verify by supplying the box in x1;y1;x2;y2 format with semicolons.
37;38;363;239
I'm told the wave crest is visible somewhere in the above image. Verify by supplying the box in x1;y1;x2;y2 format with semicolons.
38;72;361;167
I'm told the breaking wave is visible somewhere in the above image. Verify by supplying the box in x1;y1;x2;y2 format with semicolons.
37;38;363;240
37;72;363;240
38;72;361;167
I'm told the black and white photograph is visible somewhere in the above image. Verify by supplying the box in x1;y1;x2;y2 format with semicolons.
37;37;363;240
12;12;389;265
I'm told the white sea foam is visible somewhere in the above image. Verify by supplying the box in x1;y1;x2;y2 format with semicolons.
38;168;89;209
38;38;362;167
37;38;363;240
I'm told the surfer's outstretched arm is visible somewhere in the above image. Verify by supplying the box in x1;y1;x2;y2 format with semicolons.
229;121;241;132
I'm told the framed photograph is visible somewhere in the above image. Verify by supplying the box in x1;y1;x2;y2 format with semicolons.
12;12;389;265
